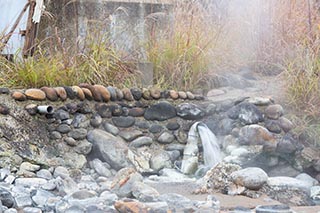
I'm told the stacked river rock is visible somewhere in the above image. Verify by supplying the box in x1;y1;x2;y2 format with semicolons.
0;84;319;211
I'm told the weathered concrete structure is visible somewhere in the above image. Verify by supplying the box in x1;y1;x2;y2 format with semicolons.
39;0;172;59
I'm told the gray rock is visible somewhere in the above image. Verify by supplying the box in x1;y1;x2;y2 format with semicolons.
247;97;273;106
41;180;56;191
89;159;112;177
149;124;164;133
112;116;135;128
107;86;117;101
130;136;153;148
99;191;118;205
72;114;89;128
68;128;87;140
132;182;160;202
158;193;196;212
4;209;18;213
55;176;78;195
265;104;284;120
64;137;79;146
0;168;10;181
22;207;42;213
227;102;263;125
165;144;185;153
310;186;320;201
15;195;33;208
278;117;294;133
65;205;85;213
267;177;311;191
55;199;70;213
176;103;205;120
74;140;93;155
296;173;319;187
144;102;176;121
32;189;55;207
64;153;87;169
50;131;62;140
56;124;71;134
276;133;301;154
0;188;14;208
15;178;47;188
174;130;188;144
230;167;268;190
150;151;172;171
135;121;150;129
54;109;70;121
238;125;277;148
87;129;130;170
265;119;282;134
20;162;40;172
112;171;143;198
36;169;52;180
102;122;119;135
157;131;175;144
255;205;292;213
166;122;180;131
130;88;142;100
54;166;70;179
119;130;143;141
90;114;102;128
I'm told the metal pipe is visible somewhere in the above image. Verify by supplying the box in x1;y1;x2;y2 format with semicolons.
37;105;54;114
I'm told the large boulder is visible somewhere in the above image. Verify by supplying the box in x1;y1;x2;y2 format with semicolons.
227;102;263;125
238;125;277;149
230;167;268;190
87;129;131;170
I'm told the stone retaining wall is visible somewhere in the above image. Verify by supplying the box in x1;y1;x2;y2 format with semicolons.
0;86;319;180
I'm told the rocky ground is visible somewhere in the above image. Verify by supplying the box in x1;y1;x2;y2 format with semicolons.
0;69;319;212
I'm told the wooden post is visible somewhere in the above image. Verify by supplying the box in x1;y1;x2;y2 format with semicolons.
23;0;38;57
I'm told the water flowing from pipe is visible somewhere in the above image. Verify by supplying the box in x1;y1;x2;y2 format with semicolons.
181;122;222;175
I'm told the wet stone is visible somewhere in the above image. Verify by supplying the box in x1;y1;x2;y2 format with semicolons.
166;121;180;130
265;119;282;134
0;87;9;94
112;116;135;128
73;114;90;128
122;88;134;101
25;88;46;101
265;104;284;120
149;124;164;134
177;103;205;120
54;109;70;121
12;91;27;101
227;102;263;125
142;88;151;100
64;137;78;147
161;90;170;99
158;131;175;144
0;104;10;115
64;86;77;99
0;187;14;208
144;101;176;121
134;121;149;130
149;88;161;99
130;136;153;148
119;130;143;141
41;87;58;101
50;131;62;140
68;128;87;140
56;124;71;134
102;122;120;135
90;114;102;128
107;86;117;101
131;88;142;100
128;107;145;117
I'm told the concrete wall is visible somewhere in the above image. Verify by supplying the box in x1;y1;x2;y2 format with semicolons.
39;0;172;60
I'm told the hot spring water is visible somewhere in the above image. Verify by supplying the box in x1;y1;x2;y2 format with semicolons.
181;122;222;175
